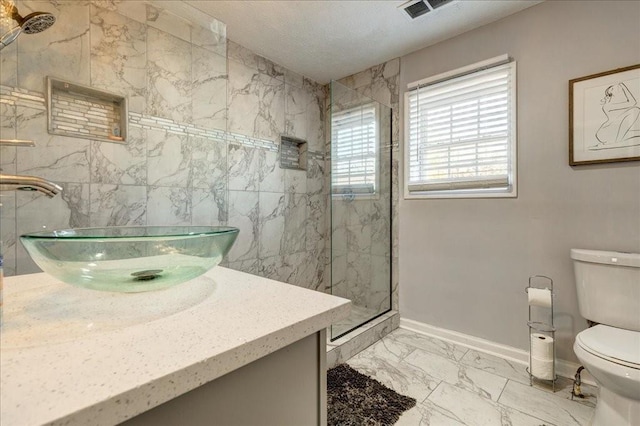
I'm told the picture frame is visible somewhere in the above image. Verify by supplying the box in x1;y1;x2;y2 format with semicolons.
569;64;640;166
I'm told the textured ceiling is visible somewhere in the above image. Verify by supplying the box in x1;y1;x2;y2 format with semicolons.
185;0;543;84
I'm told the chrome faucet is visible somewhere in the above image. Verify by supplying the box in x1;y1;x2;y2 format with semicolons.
0;173;62;198
0;139;62;198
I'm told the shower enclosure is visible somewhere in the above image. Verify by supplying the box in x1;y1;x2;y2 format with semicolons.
329;81;392;340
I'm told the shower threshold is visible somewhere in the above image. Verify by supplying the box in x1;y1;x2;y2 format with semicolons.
326;310;399;368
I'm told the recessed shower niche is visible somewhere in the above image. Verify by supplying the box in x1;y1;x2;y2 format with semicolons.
46;77;128;144
279;135;308;170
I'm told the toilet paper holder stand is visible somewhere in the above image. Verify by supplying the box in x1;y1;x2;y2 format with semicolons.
525;275;557;391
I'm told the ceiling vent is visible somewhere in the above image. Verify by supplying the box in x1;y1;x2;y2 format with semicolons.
399;0;456;19
427;0;456;10
402;0;430;19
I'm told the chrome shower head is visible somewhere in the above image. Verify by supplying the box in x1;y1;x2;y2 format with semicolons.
0;1;55;51
18;11;56;34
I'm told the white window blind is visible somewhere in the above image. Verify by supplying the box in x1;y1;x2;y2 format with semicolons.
332;103;377;194
407;61;516;195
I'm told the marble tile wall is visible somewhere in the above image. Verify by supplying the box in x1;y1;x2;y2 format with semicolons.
0;0;328;294
1;1;400;316
223;40;327;290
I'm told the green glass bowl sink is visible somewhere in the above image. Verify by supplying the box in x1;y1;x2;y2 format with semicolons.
20;226;239;292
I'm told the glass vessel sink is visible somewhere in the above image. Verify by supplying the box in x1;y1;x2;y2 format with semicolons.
20;226;239;292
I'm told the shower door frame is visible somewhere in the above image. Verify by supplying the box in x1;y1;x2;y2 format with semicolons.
329;81;393;341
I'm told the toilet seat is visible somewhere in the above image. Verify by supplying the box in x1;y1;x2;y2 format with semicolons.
576;325;640;370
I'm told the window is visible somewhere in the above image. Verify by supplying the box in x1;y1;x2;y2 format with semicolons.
405;56;517;198
332;103;378;196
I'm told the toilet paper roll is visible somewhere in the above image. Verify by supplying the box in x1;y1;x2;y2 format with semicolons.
531;333;554;360
528;288;552;308
530;356;554;380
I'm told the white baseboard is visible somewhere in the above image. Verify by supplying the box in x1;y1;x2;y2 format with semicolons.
399;317;596;386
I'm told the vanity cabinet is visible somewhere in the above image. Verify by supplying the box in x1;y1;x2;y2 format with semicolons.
0;269;349;426
125;331;326;426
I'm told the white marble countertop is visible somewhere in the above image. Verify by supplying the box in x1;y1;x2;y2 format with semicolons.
0;268;350;426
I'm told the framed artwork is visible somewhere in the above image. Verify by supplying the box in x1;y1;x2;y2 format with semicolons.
569;64;640;165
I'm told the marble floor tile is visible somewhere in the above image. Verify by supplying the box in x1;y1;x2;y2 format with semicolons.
427;382;552;426
461;350;598;409
404;348;508;402
396;400;466;426
460;349;531;385
353;333;417;361
553;378;598;409
388;328;469;362
348;339;440;402
498;379;594;426
344;328;595;426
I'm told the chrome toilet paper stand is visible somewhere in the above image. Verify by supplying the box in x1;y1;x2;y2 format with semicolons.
525;275;557;391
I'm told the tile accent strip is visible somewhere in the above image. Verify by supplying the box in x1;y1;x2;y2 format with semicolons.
0;84;324;158
128;112;228;145
0;85;47;111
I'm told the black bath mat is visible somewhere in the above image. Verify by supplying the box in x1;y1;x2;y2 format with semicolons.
327;364;416;426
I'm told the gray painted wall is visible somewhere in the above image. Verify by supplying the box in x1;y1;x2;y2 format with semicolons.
398;0;640;361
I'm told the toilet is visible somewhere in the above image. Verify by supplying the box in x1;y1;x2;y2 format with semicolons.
571;249;640;426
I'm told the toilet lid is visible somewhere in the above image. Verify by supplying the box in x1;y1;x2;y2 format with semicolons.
577;325;640;369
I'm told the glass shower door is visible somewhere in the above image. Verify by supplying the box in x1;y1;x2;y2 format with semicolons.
330;80;392;340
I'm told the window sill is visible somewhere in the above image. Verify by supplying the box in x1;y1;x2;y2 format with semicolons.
403;188;517;200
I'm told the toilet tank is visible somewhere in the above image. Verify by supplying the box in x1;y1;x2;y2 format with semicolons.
571;249;640;331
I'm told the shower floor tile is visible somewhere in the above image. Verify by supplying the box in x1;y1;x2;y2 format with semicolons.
331;304;380;338
346;328;597;426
